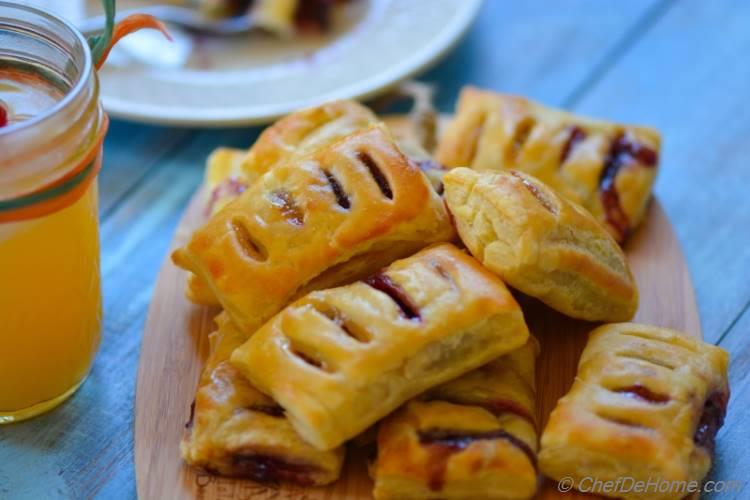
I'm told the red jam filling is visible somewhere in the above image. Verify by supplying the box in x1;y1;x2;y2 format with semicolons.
364;273;420;320
230;454;318;485
613;384;670;404
322;169;350;209
599;132;659;240
694;390;729;455
559;125;586;165
418;428;537;491
205;177;247;215
248;403;285;417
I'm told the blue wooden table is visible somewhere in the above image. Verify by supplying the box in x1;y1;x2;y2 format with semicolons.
2;1;750;498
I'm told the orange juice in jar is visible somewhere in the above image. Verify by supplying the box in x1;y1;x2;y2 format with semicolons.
0;3;107;422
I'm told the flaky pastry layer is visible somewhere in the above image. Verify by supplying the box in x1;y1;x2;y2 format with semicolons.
373;338;539;499
231;244;529;450
539;323;729;500
444;167;637;322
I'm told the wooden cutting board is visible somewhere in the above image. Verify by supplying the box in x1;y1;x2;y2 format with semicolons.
135;123;701;500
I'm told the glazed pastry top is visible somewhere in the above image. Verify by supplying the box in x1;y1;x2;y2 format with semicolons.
173;126;453;334
443;167;638;322
539;323;729;497
231;243;529;450
436;87;660;242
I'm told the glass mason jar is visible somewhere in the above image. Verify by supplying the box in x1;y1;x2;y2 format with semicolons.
0;2;107;423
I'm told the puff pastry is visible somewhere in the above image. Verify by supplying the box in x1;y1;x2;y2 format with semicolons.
186;101;380;306
174;126;454;334
372;338;539;499
539;323;729;500
182;313;345;485
436;87;660;242
231;244;530;450
199;0;350;36
443;167;637;322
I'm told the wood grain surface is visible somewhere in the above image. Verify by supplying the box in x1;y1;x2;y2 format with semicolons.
134;183;700;500
3;1;749;499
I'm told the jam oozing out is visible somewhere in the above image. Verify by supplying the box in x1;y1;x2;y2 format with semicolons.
205;177;247;216
694;390;729;455
599;132;659;240
364;273;420;320
418;428;537;491
249;403;285;418
613;384;670;404
357;150;393;199
323;169;350;209
230;454;317;486
559;125;587;165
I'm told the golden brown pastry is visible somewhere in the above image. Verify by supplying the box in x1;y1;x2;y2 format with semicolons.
231;244;530;450
443;167;637;322
187;100;380;306
182;313;345;485
198;0;354;36
239;99;380;180
203;147;251;217
436;87;660;242
201;99;380;218
539;323;729;500
372;338;539;499
174;126;454;335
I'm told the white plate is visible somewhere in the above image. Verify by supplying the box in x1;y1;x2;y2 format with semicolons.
75;0;481;127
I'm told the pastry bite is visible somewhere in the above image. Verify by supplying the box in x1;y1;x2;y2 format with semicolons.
203;99;380;217
240;99;380;180
182;313;345;485
185;148;250;305
436;87;660;242
539;323;729;500
188;100;380;306
231;244;530;450
173;126;454;334
443;168;638;322
198;0;355;36
372;338;539;499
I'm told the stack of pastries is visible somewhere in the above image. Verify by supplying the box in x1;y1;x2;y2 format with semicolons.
173;88;729;499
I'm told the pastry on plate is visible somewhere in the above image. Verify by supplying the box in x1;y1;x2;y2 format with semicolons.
173;126;454;335
231;244;530;450
539;323;729;500
182;313;345;485
186;100;380;305
197;0;356;36
436;87;661;242
372;338;539;499
443;168;637;322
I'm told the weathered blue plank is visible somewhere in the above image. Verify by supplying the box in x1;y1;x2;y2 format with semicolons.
98;121;191;216
710;305;750;499
571;0;750;345
423;0;664;109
